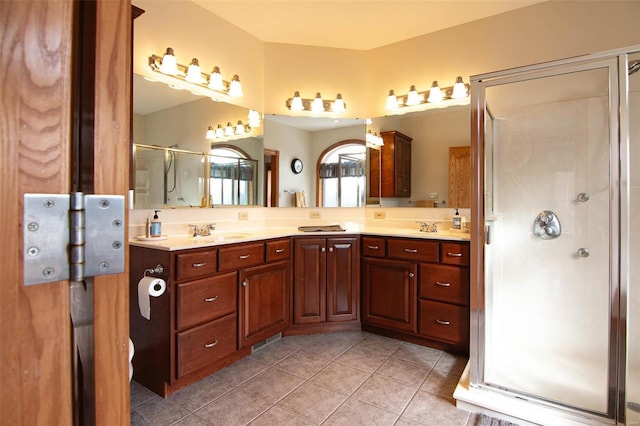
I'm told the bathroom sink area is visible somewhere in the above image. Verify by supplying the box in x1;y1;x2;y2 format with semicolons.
200;232;253;242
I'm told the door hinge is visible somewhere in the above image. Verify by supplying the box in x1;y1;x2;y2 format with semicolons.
24;193;125;286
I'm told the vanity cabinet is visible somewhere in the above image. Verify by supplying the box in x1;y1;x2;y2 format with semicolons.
238;239;291;348
361;236;470;354
292;236;360;331
380;130;412;198
129;237;292;397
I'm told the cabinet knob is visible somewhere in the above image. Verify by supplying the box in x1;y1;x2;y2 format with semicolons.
321;247;326;253
409;272;415;278
328;247;334;252
242;279;248;287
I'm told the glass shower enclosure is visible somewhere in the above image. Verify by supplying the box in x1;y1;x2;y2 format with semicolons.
465;48;638;425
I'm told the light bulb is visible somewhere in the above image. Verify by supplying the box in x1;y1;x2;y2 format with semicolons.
386;89;399;109
214;124;224;138
208;66;224;91
228;75;243;97
159;47;178;75
205;126;215;140
186;58;205;84
248;109;261;127
235;120;246;135
289;91;304;111
406;85;421;106
451;76;468;99
332;94;346;113
427;80;443;103
312;92;324;112
224;122;234;136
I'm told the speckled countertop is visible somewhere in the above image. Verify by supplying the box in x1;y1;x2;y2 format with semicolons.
129;224;470;251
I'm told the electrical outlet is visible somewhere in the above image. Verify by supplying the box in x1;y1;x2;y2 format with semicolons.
428;192;439;199
310;211;321;219
238;211;249;220
373;210;385;219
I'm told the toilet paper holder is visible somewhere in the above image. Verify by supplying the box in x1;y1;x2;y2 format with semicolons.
143;264;164;277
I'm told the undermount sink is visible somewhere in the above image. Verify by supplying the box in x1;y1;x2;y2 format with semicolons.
200;232;252;242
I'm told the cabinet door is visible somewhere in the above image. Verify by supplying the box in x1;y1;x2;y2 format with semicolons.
395;137;411;197
362;258;417;332
326;237;359;322
293;238;326;324
238;260;290;348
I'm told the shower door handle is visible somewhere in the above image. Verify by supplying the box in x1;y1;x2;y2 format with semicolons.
533;210;561;240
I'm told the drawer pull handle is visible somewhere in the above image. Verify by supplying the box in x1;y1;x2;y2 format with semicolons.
436;319;451;325
275;248;285;253
204;296;218;302
446;252;463;257
192;262;207;268
239;254;250;259
404;248;418;253
204;340;218;348
367;245;379;250
435;281;451;287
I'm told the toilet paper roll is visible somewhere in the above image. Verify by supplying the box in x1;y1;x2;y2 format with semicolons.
138;276;166;320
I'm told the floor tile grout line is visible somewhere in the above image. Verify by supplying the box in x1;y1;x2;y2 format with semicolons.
393;351;443;424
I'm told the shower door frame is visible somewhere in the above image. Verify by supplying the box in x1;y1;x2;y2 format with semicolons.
469;47;635;423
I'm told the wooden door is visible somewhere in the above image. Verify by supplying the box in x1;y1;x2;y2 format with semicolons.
326;237;359;322
449;146;471;208
293;238;326;324
361;258;417;332
239;260;290;347
1;1;131;424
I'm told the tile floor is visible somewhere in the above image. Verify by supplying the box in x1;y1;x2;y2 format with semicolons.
131;331;485;426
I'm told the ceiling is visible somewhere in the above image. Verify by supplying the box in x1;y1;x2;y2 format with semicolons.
190;0;545;51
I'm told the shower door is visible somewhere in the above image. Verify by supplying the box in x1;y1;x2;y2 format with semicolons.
474;57;621;420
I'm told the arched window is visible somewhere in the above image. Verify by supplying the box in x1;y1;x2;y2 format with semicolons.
209;144;258;205
317;140;366;207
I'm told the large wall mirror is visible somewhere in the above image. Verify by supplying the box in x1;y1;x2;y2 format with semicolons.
368;105;471;208
132;73;471;209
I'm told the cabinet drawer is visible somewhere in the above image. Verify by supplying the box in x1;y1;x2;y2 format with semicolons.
419;264;469;306
419;300;469;345
176;250;217;281
387;239;438;262
176;272;237;330
218;242;265;272
176;313;237;378
440;242;469;266
266;239;290;263
362;237;385;258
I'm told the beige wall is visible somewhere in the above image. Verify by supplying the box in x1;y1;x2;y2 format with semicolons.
133;1;640;117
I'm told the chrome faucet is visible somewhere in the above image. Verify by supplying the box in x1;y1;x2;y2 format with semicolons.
189;223;216;237
416;221;438;233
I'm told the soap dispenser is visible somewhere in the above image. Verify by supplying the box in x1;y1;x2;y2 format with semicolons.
150;210;162;237
452;208;461;230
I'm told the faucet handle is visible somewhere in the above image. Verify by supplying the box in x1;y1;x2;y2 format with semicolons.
188;224;201;236
415;221;429;232
206;223;216;230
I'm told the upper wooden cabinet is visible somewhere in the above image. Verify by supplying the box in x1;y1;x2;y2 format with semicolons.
380;130;412;197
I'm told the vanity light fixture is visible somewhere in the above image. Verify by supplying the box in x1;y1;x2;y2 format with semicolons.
148;47;243;98
285;91;347;113
366;130;384;148
386;76;470;111
206;120;251;140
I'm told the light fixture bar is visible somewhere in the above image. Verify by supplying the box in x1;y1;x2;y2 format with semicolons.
148;50;243;98
386;77;470;111
285;92;347;113
206;120;251;140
